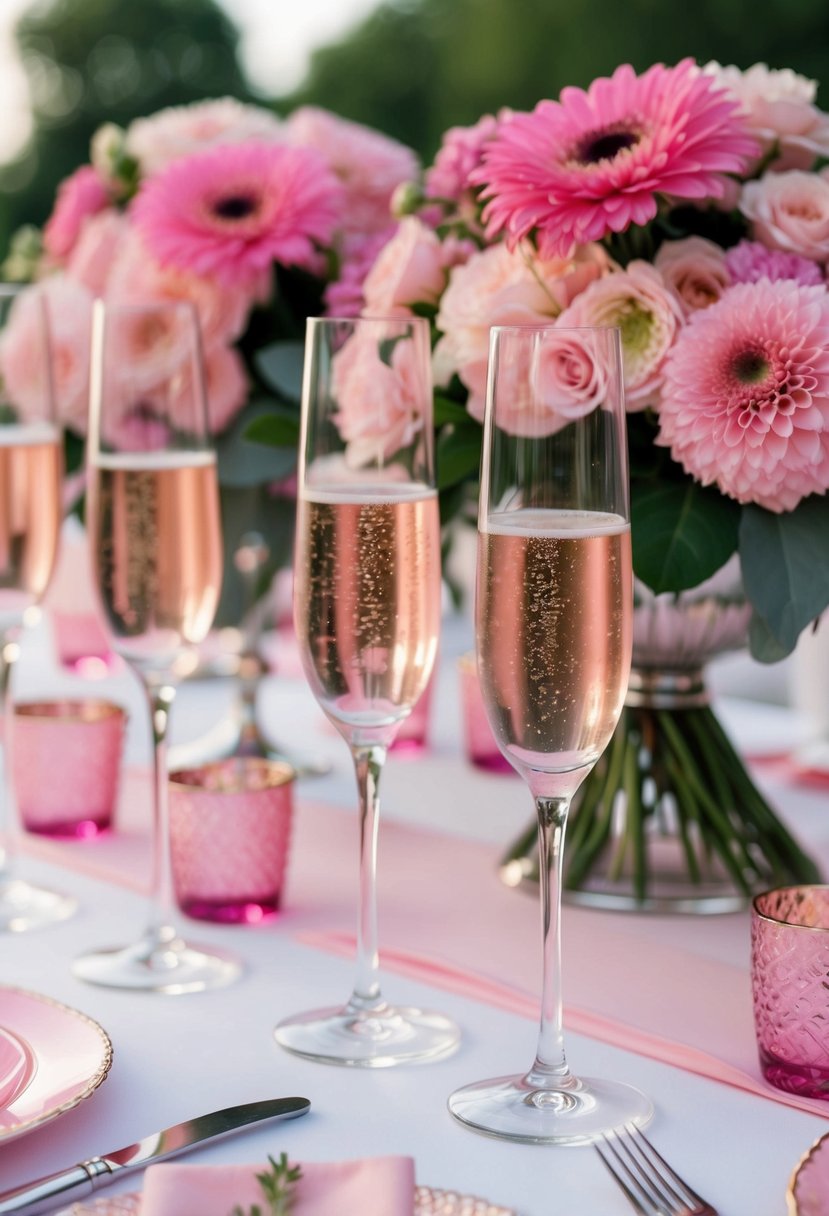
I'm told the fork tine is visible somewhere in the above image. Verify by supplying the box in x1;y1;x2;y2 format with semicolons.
625;1123;707;1209
595;1137;654;1216
612;1125;687;1212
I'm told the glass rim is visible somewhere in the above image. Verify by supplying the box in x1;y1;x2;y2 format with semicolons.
169;757;296;794
306;314;431;329
91;298;199;318
489;322;622;336
752;884;829;931
14;699;125;723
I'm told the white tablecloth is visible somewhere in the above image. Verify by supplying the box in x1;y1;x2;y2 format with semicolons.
1;612;828;1216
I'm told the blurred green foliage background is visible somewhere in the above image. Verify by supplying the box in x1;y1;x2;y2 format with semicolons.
2;0;829;258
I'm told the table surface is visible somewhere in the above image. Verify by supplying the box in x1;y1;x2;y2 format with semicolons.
2;611;828;1216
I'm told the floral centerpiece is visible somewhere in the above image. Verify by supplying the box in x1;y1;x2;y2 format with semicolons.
0;96;419;624
292;59;829;909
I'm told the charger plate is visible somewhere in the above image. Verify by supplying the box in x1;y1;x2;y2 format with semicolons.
60;1185;516;1215
788;1130;829;1216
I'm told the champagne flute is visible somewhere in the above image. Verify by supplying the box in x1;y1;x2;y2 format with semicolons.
72;300;240;992
0;284;76;931
274;315;460;1065
448;324;652;1142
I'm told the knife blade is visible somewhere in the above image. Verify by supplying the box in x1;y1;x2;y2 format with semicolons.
0;1096;311;1216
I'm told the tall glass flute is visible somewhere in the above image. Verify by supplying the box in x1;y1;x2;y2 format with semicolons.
0;284;76;931
275;315;460;1066
448;325;652;1142
72;300;240;992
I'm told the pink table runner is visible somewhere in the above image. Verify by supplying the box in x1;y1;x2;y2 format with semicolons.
19;771;829;1121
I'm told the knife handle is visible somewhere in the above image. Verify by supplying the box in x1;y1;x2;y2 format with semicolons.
0;1158;111;1215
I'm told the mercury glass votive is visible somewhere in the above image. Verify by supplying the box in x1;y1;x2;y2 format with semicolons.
169;757;295;924
13;699;126;839
751;885;829;1098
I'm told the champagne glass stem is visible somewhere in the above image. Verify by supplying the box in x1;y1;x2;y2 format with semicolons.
0;633;18;881
145;678;177;943
350;743;386;1010
526;795;571;1089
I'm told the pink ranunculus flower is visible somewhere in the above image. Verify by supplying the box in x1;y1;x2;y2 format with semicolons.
435;241;610;417
284;106;419;235
740;170;829;262
724;239;824;287
43;166;110;261
556;261;683;409
0;277;93;432
107;230;253;349
124;97;285;177
474;60;758;258
654;236;731;316
705;62;829;171
131;141;343;288
659;278;829;511
362;218;447;317
331;331;426;468
66;208;129;296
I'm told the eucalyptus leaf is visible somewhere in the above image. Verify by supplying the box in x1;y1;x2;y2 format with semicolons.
631;480;740;594
254;341;305;402
437;423;482;490
216;399;297;488
740;497;829;653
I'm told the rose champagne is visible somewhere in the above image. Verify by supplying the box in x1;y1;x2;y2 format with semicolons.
0;424;62;622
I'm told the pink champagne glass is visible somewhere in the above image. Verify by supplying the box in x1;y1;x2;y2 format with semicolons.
274;315;460;1065
448;324;652;1142
0;284;75;931
72;300;240;992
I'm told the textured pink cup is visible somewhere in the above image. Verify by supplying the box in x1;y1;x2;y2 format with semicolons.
751;885;829;1098
169;758;295;924
458;653;514;774
13;699;125;838
390;670;435;755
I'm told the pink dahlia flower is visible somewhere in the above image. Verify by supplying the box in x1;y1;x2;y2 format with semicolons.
558;261;683;409
131;141;343;288
654;237;730;316
658;278;829;511
474;60;758;258
124;97;285;177
285;106;418;235
705;63;829;172
740;171;829;262
724;239;823;287
43;166;110;261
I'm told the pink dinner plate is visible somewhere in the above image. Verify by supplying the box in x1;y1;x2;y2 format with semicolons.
0;987;113;1143
0;1026;36;1110
789;1130;829;1216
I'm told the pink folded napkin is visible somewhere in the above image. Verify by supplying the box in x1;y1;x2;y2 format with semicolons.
140;1156;415;1215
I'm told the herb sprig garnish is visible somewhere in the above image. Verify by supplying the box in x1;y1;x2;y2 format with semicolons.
230;1153;302;1216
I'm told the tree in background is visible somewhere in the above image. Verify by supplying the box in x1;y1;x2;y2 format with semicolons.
285;0;829;158
0;0;252;257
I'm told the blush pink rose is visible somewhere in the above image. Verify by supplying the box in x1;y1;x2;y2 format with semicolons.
331;330;427;467
705;63;829;171
167;342;248;434
284;106;418;235
362;218;447;317
740;171;829;262
125;97;285;177
43;166;110;261
654;237;731;316
490;328;610;438
558;261;683;410
324;227;397;317
66;209;129;296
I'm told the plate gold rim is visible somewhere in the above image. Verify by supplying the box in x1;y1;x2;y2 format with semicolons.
787;1129;829;1216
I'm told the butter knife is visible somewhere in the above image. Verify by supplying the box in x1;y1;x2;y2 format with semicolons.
0;1095;311;1216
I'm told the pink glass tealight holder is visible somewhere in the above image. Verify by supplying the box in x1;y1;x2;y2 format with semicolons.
751;885;829;1099
390;670;435;755
169;757;295;925
458;652;514;775
13;699;125;838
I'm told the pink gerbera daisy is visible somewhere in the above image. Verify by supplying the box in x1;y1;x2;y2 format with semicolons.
658;279;829;512
474;60;758;259
131;141;343;287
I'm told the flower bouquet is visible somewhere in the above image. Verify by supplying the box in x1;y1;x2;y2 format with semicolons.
1;97;419;627
306;59;829;909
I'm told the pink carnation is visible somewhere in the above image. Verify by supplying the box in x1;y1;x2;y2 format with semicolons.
362;218;447;317
740;171;829;262
125;97;285;176
285;106;418;235
724;239;824;287
557;261;682;409
705;63;829;171
654;237;730;316
658;278;829;511
331;329;428;467
474;60;758;258
43;166;110;260
425;114;500;203
131;141;343;288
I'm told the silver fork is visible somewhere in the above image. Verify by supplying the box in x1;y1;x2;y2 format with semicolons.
594;1123;718;1216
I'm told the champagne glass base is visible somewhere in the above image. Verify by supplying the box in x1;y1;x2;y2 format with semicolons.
448;1072;653;1145
72;930;241;994
274;1002;461;1068
0;878;77;932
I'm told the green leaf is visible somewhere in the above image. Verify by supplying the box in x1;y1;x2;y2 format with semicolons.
254;341;305;402
740;497;829;655
244;410;300;449
631;479;741;594
434;394;472;426
748;612;792;664
437;422;481;491
216;398;297;488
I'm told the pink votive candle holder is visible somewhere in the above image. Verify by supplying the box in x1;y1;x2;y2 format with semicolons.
13;699;125;838
391;670;435;755
458;652;514;774
169;757;295;925
751;885;829;1098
